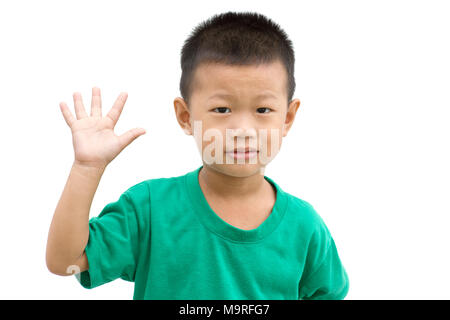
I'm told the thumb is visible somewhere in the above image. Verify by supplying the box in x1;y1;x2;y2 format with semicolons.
118;128;146;150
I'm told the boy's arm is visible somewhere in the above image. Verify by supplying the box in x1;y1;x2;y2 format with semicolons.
46;87;146;276
46;163;104;275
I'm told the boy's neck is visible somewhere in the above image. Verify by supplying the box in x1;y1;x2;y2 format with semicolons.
198;165;270;201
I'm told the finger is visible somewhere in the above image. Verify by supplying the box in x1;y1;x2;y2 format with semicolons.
73;92;88;119
90;87;102;117
59;102;76;127
118;128;146;151
106;92;128;127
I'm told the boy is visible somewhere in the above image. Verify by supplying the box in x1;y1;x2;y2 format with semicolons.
46;11;349;300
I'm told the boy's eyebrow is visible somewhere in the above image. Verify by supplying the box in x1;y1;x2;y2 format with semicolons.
207;92;278;101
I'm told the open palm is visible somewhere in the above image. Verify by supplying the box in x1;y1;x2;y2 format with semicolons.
59;87;146;169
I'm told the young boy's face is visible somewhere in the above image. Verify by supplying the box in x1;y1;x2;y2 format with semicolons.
174;59;300;178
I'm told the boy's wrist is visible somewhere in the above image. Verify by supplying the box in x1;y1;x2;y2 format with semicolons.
72;161;107;178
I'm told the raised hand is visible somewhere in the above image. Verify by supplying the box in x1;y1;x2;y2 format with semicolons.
59;87;146;169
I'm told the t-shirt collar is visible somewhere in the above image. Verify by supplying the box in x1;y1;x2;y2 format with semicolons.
184;165;289;243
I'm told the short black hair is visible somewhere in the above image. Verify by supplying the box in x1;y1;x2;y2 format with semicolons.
179;11;296;107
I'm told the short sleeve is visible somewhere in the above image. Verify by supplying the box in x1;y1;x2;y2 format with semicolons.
298;237;349;300
297;202;349;300
75;182;149;289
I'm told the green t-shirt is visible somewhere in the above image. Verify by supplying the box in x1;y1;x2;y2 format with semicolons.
76;165;349;300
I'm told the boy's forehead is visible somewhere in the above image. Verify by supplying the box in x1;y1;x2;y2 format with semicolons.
192;60;286;100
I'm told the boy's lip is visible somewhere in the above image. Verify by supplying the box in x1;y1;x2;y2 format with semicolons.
225;148;259;153
225;149;259;160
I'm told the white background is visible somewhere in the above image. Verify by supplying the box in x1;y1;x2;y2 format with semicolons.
0;0;449;299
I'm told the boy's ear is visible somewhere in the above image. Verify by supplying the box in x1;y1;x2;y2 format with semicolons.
173;97;192;135
282;99;301;137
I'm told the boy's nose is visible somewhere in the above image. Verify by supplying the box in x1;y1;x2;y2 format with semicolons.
225;127;259;151
226;127;258;139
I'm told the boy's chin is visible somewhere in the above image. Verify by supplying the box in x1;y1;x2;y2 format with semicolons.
205;162;267;178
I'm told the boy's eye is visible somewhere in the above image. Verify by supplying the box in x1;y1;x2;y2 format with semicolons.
212;107;231;114
257;107;272;114
211;107;272;114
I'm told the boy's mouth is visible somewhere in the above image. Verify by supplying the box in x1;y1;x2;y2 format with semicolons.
225;148;259;160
